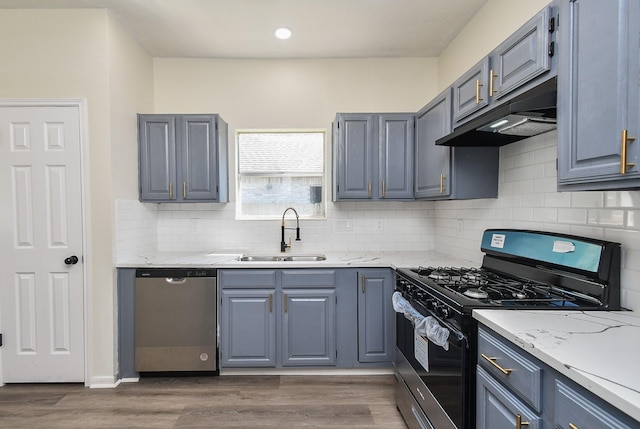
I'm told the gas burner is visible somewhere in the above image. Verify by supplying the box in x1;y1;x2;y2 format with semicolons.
463;288;488;299
429;270;450;281
512;290;528;300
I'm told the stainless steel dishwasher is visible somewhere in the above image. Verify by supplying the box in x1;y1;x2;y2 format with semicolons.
135;268;217;373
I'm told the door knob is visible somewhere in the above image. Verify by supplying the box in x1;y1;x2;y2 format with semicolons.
64;255;79;265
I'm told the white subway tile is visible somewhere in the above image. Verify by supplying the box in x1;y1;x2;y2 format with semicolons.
587;209;625;226
557;208;587;224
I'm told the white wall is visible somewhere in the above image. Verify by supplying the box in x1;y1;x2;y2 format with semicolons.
0;9;154;385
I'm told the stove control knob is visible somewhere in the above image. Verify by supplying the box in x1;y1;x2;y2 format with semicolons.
441;306;451;319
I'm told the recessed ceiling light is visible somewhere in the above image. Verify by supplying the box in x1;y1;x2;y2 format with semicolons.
275;27;292;40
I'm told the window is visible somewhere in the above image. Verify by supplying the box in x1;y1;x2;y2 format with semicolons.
237;131;325;219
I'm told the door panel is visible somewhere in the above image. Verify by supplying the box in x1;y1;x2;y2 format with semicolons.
0;104;85;383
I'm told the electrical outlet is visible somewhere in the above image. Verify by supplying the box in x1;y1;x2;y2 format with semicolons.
376;219;384;231
190;219;199;232
457;219;464;233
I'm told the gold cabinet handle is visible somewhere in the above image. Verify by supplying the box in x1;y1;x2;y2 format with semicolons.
381;181;386;198
475;79;483;104
269;294;273;313
515;414;529;428
481;353;512;376
169;182;174;199
439;174;446;194
284;293;288;313
489;69;497;96
568;424;579;429
361;274;365;293
368;181;372;198
183;181;187;198
621;129;636;174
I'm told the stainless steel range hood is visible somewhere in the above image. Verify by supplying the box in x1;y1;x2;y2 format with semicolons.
436;77;557;147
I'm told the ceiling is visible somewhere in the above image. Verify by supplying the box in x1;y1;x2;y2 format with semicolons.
0;0;487;59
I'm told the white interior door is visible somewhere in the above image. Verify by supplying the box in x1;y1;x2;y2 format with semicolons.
0;103;85;383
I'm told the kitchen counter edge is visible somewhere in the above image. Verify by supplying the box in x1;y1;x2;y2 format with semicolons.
473;309;640;424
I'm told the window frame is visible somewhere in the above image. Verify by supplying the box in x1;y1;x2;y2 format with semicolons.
235;129;327;220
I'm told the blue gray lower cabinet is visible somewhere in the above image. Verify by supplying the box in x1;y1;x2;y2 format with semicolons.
219;268;395;369
117;268;137;379
117;267;395;375
477;325;639;429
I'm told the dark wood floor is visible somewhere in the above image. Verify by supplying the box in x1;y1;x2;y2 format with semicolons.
0;374;407;428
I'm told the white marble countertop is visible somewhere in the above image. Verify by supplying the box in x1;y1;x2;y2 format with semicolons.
473;309;640;423
116;250;475;270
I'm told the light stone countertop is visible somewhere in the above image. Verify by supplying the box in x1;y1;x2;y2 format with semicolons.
473;309;640;423
116;250;475;270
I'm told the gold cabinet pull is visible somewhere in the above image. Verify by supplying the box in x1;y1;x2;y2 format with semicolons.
439;174;446;194
269;294;273;313
481;353;512;375
568;424;579;429
284;293;288;312
620;129;636;174
381;181;386;198
169;182;174;199
361;274;365;293
183;181;187;198
368;181;372;198
515;414;529;428
489;69;497;96
475;79;483;104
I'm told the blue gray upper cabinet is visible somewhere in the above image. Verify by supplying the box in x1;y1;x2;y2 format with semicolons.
415;88;499;200
333;113;414;201
415;89;453;199
453;5;555;127
490;6;553;101
557;0;640;190
453;57;490;124
138;114;228;202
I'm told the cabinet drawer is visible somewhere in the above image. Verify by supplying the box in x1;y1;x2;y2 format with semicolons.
555;380;636;429
218;269;277;288
477;366;541;429
281;269;336;287
478;327;543;411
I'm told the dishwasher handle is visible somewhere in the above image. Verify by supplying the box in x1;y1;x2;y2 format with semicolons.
165;277;187;284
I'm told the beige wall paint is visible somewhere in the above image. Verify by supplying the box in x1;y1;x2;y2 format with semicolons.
108;13;155;201
154;57;437;127
437;0;551;90
0;9;153;385
154;57;438;201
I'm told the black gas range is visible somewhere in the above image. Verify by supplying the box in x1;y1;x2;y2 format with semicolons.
393;229;621;429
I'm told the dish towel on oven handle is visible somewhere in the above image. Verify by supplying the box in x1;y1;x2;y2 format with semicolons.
392;291;450;350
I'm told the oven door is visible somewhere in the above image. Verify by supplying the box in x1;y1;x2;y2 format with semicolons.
395;302;471;429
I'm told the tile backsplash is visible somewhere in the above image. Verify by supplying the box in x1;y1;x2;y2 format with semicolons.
115;130;640;311
434;130;640;312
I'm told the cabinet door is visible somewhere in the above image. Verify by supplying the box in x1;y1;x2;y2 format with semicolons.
453;57;490;124
558;0;640;189
490;6;552;100
138;115;177;201
357;269;394;363
378;114;414;199
476;366;542;429
334;114;376;199
220;289;276;367
415;89;452;199
555;380;636;429
177;115;219;201
281;288;337;366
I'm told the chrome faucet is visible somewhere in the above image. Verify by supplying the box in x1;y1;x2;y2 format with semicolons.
281;207;301;252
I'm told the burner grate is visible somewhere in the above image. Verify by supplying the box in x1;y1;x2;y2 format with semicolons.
413;266;590;307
